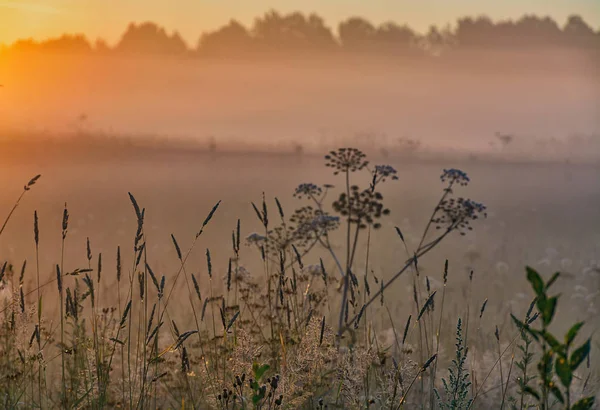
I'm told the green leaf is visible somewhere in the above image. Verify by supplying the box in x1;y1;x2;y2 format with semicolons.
511;314;540;342
511;314;527;330
526;266;544;297
523;386;540;400
570;339;591;370
252;363;270;382
571;397;596;410
545;272;560;290
541;331;561;351
252;385;267;405
565;322;584;347
537;296;557;326
549;385;564;404
555;357;572;388
538;350;554;382
252;393;262;405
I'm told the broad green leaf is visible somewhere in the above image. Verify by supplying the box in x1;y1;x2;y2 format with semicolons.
570;339;591;370
555;357;572;388
571;397;596;410
526;266;544;296
537;296;557;326
545;297;558;325
565;322;584;347
252;385;267;405
541;331;561;351
253;363;270;381
252;394;262;405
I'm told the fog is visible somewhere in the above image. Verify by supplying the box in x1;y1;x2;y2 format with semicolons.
1;50;599;158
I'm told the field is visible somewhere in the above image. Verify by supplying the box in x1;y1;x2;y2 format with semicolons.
1;32;599;408
0;145;598;409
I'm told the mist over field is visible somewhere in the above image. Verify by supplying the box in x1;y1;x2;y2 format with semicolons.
1;50;599;159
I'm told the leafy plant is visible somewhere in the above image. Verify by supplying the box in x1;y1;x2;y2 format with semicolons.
509;298;539;410
435;318;473;410
511;267;595;410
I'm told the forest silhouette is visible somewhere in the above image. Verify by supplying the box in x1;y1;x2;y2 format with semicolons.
1;10;598;58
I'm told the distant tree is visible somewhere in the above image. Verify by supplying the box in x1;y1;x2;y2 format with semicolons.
251;10;337;53
41;34;92;52
512;15;563;47
338;17;376;52
454;13;598;49
197;20;254;56
563;15;597;48
95;38;111;53
455;16;497;48
339;18;422;56
421;25;455;55
9;34;92;53
115;22;189;55
8;38;38;52
373;22;419;55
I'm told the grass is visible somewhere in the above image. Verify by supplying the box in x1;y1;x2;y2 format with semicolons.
0;148;597;409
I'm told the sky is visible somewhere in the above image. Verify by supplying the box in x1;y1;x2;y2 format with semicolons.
0;0;599;46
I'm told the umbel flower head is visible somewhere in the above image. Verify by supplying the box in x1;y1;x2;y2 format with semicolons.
433;197;487;235
332;185;390;229
440;168;470;186
325;148;369;175
373;165;399;182
293;183;322;199
289;206;340;247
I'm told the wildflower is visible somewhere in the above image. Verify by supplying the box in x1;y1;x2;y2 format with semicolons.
293;183;322;199
440;168;470;186
433;197;487;234
289;207;340;247
245;232;267;246
332;186;391;229
310;214;340;229
325;148;369;175
374;165;399;181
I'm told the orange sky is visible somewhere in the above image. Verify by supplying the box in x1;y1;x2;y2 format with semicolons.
1;0;599;46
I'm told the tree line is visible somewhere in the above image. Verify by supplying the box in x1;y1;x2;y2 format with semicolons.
2;11;598;57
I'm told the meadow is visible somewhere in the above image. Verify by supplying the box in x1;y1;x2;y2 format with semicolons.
0;144;598;409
